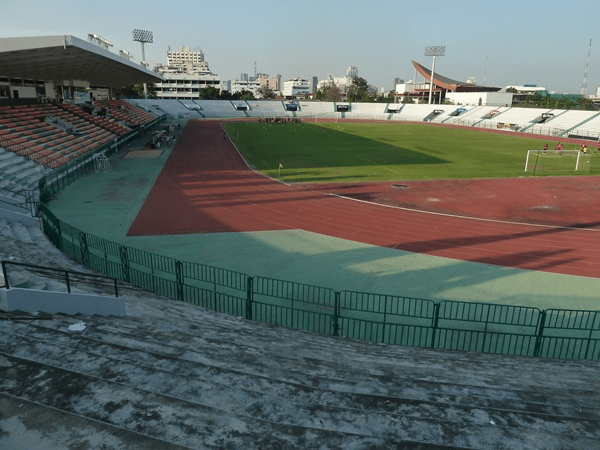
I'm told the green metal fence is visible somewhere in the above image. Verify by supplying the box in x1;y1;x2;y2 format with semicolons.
36;202;600;361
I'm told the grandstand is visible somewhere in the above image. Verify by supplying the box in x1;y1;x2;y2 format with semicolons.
2;36;600;449
128;98;198;119
571;111;600;139
96;99;157;126
194;99;247;118
344;102;388;120
245;100;293;118
0;101;161;196
297;101;337;119
389;103;443;122
421;105;458;122
485;107;553;129
124;100;600;140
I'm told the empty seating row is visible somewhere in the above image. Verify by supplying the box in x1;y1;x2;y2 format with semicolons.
0;104;128;171
96;99;157;125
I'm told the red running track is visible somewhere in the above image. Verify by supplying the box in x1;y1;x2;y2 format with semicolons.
128;121;600;279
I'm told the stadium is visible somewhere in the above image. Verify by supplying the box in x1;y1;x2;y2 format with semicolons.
1;35;600;449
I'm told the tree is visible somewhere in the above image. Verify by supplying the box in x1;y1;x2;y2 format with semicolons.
257;85;275;99
347;76;376;102
198;85;220;100
219;90;234;100
234;89;255;101
315;81;343;102
114;84;156;99
375;90;395;103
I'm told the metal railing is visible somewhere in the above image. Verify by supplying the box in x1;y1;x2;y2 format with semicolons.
36;202;600;361
1;260;119;297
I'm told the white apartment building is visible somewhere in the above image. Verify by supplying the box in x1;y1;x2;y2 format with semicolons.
231;78;260;95
153;45;220;99
224;73;280;97
317;67;357;94
283;77;309;98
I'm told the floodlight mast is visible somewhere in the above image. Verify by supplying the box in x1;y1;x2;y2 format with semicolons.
133;29;153;98
424;45;445;104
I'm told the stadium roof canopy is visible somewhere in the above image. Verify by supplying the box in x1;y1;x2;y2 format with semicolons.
412;60;500;92
0;35;163;87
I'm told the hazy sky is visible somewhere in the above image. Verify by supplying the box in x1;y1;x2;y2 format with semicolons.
2;0;599;94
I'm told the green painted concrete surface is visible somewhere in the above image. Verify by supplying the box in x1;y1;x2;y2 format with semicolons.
48;126;600;312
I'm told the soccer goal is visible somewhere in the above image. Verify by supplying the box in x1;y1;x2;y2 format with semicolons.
524;149;580;173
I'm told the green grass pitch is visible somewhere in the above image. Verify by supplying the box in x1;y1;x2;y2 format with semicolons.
224;121;599;182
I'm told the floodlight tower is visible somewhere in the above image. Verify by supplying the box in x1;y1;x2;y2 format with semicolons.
133;29;153;98
424;45;445;104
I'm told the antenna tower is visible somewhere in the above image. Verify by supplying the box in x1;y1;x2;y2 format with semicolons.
581;39;592;97
483;54;488;86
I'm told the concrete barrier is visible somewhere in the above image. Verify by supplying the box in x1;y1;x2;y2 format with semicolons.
0;288;126;316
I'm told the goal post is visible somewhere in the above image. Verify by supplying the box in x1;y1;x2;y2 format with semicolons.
525;149;580;173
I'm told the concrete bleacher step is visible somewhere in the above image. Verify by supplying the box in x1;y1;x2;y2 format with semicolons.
1;160;37;177
0;393;192;450
8;220;35;244
1;303;598;449
0;150;21;162
3;352;431;450
0;175;40;193
0;154;26;172
40;310;600;414
0;178;13;190
6;164;44;182
0;218;78;270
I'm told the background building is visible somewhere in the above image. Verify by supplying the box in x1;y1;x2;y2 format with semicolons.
231;74;260;95
309;76;318;93
258;74;280;92
317;67;358;94
282;77;309;99
154;45;220;99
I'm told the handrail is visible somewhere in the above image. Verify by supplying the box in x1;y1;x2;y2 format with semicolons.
1;260;119;297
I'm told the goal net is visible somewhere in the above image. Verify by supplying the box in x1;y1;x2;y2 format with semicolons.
525;149;580;174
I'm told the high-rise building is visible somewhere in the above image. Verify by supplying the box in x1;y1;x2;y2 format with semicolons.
153;45;221;99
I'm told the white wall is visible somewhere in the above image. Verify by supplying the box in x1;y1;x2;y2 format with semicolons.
0;288;126;316
445;91;513;107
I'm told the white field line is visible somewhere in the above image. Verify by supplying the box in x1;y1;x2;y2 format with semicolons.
327;193;600;232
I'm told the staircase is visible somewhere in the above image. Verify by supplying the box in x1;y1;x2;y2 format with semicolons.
0;148;47;192
1;218;600;449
